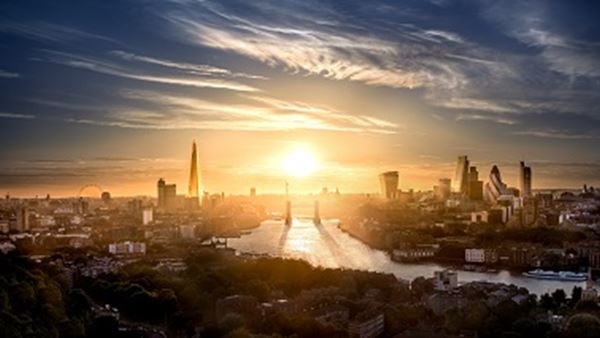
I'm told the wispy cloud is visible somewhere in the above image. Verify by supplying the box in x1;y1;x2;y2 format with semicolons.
0;69;19;78
159;1;483;90
110;50;267;80
0;112;35;119
0;21;116;44
483;1;600;78
456;113;518;125
63;89;398;134
514;129;600;140
41;50;259;92
431;96;515;113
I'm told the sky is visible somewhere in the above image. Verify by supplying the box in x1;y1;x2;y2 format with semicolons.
1;0;600;197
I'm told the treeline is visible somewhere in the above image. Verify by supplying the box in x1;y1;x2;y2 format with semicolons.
77;248;401;337
0;251;94;338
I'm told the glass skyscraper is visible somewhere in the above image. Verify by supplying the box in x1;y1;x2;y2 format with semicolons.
452;156;469;194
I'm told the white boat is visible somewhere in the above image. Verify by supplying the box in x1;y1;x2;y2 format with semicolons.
522;269;587;282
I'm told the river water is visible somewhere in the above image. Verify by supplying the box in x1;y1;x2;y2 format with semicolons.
227;218;585;295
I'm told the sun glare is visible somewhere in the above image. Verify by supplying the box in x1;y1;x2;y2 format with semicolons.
282;147;318;177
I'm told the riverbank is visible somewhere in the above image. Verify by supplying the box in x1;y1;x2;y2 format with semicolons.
226;219;587;295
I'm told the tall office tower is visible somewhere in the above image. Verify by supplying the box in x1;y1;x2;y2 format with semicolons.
519;161;532;198
157;178;166;209
484;165;509;203
164;183;177;210
452;156;470;194
379;171;399;200
16;207;29;232
188;141;200;207
157;178;177;210
468;166;483;200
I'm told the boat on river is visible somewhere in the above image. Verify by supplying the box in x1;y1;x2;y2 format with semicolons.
522;269;587;281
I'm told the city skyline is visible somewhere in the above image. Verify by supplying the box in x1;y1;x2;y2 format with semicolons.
3;3;600;336
2;1;600;196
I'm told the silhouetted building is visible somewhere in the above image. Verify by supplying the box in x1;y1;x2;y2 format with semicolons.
15;207;29;232
157;178;177;211
519;197;538;226
128;199;143;213
379;171;399;200
468;166;483;200
72;198;89;215
452;156;469;194
519;161;532;197
188;141;200;208
101;191;111;204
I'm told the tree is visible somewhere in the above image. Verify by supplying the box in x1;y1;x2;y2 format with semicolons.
571;286;582;305
410;277;433;299
89;315;118;338
219;313;245;335
552;288;567;306
463;300;490;331
564;313;600;338
540;293;555;309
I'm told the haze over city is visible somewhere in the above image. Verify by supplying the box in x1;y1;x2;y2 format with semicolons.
3;2;600;338
1;1;600;197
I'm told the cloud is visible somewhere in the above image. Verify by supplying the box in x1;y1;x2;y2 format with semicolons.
41;50;259;92
157;0;600;125
431;96;515;113
483;1;600;79
0;21;116;44
0;112;35;119
0;70;19;78
456;113;518;125
63;89;398;134
514;129;600;140
159;1;485;90
110;50;267;80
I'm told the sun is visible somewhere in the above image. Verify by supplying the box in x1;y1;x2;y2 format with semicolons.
282;147;318;177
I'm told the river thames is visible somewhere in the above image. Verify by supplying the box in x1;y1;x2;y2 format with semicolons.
228;218;586;295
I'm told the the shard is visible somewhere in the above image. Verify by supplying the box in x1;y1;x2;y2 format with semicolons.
188;141;200;206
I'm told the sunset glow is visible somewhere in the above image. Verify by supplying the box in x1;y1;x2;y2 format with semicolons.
281;147;318;178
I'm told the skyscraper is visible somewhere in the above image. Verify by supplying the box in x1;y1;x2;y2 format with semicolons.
452;156;469;194
519;161;532;198
468;166;483;200
157;178;177;210
15;207;29;232
379;171;399;200
157;178;166;209
484;165;509;203
188;141;200;204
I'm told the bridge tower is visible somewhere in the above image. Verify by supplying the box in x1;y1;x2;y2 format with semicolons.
284;181;292;226
285;201;292;226
313;200;321;225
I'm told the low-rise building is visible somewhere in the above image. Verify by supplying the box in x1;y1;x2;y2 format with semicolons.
108;241;146;255
392;244;439;262
465;248;498;264
434;270;458;291
426;292;466;316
